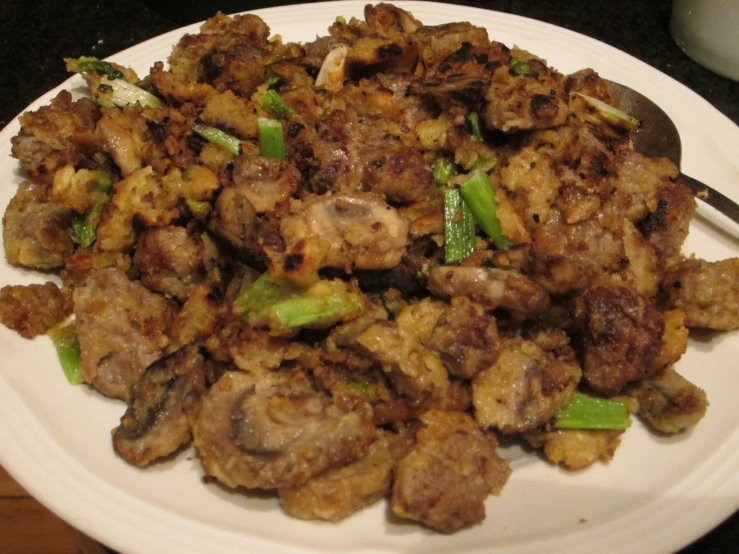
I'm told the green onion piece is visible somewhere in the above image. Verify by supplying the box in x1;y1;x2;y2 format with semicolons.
77;59;127;81
95;171;113;192
460;172;512;249
258;118;286;160
434;158;458;186
467;112;484;142
336;16;347;24
71;202;106;248
193;123;242;156
185;198;210;216
347;381;378;402
99;79;164;109
574;92;639;129
265;67;283;87
49;323;84;385
554;391;632;430
267;292;362;329
444;187;476;264
234;273;295;314
471;156;497;173
348;381;369;392
262;89;298;119
509;56;534;76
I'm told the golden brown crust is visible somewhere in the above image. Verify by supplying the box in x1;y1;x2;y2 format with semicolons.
0;282;72;339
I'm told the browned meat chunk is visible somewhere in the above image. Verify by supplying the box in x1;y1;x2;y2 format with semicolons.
209;186;257;249
171;285;222;346
278;428;412;521
524;428;624;470
112;345;206;466
473;331;581;433
414;22;491;69
391;410;510;533
427;266;550;317
652;309;689;372
276;193;409;286
193;369;374;490
353;132;436;205
232;155;300;213
638;182;696;268
484;51;568;132
73;268;177;400
346;36;419;79
301;112;436;204
3;182;75;269
95;167;180;252
580;284;664;396
663;258;739;330
628;367;708;434
565;68;613;101
96;107;147;176
10;91;98;185
228;326;296;373
199;90;257;138
133;226;219;302
424;296;500;379
364;3;422;35
0;282;72;339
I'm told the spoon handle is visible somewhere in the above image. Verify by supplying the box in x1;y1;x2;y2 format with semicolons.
676;173;739;226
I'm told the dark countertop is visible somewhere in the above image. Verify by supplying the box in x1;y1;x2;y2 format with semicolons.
0;0;736;552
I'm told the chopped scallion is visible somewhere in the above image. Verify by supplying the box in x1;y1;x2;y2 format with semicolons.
234;273;296;315
459;172;512;249
444;187;476;264
185;198;210;216
471;156;497;173
98;78;164;109
76;59;126;81
258;118;286;160
509;56;534;76
71;202;106;248
574;92;639;129
467;112;484;142
262;89;298;119
267;292;362;329
49;322;84;385
554;391;632;430
434;158;458;186
265;67;283;87
193;123;242;156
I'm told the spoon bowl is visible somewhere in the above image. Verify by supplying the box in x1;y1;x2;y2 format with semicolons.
607;80;739;226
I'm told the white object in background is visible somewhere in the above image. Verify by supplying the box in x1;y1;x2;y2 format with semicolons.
671;0;739;81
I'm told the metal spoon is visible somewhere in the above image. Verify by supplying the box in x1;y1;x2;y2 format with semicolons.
607;80;739;225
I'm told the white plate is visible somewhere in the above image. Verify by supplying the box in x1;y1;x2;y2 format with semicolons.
1;2;738;553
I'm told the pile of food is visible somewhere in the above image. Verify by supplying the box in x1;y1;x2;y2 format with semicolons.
2;2;738;534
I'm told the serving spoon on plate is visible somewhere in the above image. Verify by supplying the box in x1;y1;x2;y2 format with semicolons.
605;80;739;226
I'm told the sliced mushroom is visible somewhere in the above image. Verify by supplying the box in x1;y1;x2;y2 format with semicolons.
112;345;206;467
628;366;708;434
232;155;300;214
473;332;581;434
278;428;413;521
276;193;410;286
193;369;374;490
73;268;177;401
